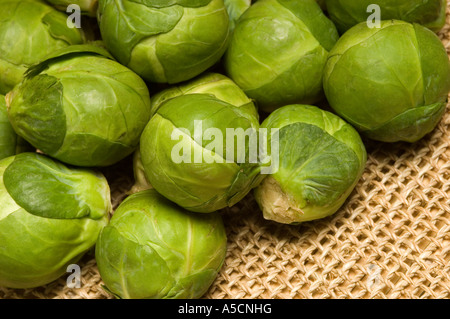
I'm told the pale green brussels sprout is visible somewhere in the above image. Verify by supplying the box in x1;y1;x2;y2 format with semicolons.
45;0;98;17
150;72;259;119
97;0;230;84
255;105;367;224
323;20;450;143
6;44;152;167
0;152;110;289
96;189;227;299
0;95;32;160
140;93;262;213
0;0;85;95
225;0;339;112
325;0;447;34
224;0;251;32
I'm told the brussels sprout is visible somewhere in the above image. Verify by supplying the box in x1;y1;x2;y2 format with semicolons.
0;152;110;289
0;0;85;95
224;0;339;113
150;72;259;119
96;189;227;299
6;44;152;167
323;20;450;143
0;95;32;160
97;0;230;84
325;0;447;34
254;104;367;224
224;0;251;32
140;93;262;213
45;0;98;17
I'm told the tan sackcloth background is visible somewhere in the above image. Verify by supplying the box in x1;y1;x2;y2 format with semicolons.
1;6;450;300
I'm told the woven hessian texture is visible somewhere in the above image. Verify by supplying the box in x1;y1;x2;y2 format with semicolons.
1;6;450;300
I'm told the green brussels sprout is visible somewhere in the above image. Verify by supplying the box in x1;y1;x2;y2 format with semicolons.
0;152;110;289
254;104;367;224
224;0;339;113
0;95;32;160
97;0;230;84
45;0;98;17
224;0;251;32
140;93;262;213
0;0;85;95
325;0;447;34
96;189;227;299
6;44;152;167
150;72;259;119
323;20;450;143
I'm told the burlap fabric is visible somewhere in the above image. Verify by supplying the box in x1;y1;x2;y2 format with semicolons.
1;6;450;300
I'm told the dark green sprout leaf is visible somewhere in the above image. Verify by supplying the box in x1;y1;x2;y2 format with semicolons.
3;153;111;220
7;74;66;155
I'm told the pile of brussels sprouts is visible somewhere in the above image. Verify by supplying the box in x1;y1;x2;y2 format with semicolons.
0;0;449;299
